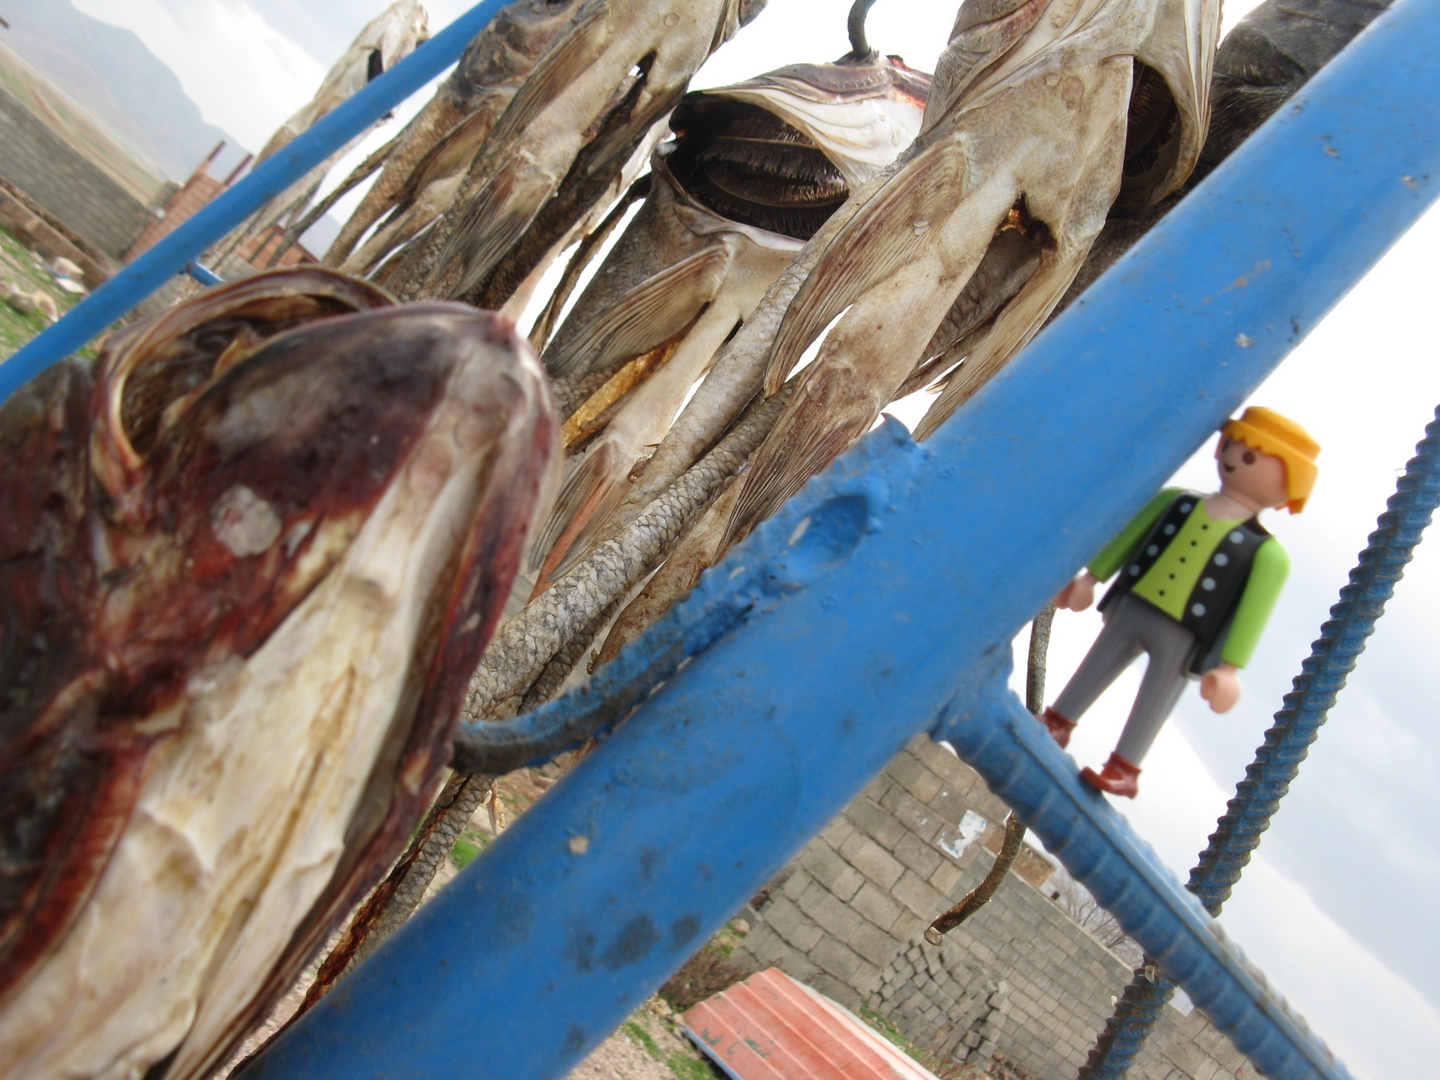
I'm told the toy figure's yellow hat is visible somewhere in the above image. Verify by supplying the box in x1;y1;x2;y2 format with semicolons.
1223;407;1320;513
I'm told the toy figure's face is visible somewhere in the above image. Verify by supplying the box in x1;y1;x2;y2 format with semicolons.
1215;436;1289;509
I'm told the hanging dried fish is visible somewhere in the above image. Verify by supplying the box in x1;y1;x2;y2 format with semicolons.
0;269;557;1080
383;0;769;309
527;53;929;589
244;1;431;241
720;0;1218;546
588;0;937;550
1058;0;1397;307
324;0;585;273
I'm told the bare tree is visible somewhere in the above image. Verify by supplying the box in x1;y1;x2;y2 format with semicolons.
1047;869;1144;969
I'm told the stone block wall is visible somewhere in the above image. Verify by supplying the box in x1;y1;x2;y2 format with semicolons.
877;848;1121;1074
0;85;152;258
730;735;1255;1080
733;735;1013;1011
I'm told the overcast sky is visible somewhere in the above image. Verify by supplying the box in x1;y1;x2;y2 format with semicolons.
69;0;1440;1075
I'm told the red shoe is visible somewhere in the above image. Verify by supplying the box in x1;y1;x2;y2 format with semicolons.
1081;752;1141;798
1040;706;1076;749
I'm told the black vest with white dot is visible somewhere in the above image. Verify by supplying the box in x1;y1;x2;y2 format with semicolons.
1099;490;1270;673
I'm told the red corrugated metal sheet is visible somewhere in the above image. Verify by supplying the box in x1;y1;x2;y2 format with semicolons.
681;968;941;1080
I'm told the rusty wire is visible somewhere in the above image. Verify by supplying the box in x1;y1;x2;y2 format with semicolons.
925;603;1055;944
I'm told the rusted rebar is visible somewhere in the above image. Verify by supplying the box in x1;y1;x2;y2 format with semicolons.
925;604;1055;943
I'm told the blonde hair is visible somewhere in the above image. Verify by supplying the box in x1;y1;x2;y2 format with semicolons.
1222;406;1320;513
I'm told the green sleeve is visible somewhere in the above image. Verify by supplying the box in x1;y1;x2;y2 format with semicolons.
1220;538;1290;668
1086;489;1182;582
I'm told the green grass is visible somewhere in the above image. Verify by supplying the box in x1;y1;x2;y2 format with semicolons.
621;1020;661;1058
449;827;491;870
665;1050;721;1080
450;836;481;870
857;1004;923;1057
623;1018;725;1080
855;1005;987;1080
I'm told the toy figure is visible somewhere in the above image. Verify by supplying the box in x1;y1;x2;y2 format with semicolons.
1042;407;1320;797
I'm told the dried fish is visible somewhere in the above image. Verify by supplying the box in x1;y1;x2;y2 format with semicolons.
385;0;768;308
0;269;556;1080
325;0;585;273
722;0;1218;545
245;1;431;241
1059;0;1398;305
534;49;930;585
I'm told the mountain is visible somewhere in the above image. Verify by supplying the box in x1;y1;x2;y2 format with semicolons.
0;0;250;183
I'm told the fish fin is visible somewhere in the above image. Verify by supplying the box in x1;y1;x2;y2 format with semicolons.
545;467;633;584
723;374;876;550
428;3;613;298
921;226;1043;358
544;242;732;379
898;225;1043;397
484;2;608;157
915;244;1087;440
896;326;985;401
764;138;969;395
324;98;452;265
437;158;556;300
528;439;626;590
526;451;592;574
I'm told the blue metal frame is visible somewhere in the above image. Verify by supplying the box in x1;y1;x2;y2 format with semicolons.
186;263;224;287
237;1;1440;1078
0;0;512;403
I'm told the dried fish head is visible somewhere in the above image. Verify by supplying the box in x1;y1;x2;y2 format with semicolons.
0;269;557;1080
691;53;931;190
545;51;933;389
241;0;431;242
257;0;430;163
1058;0;1394;314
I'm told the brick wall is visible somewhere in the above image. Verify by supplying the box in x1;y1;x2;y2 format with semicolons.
730;736;1256;1080
128;165;316;282
126;171;223;260
0;85;152;258
0;187;118;286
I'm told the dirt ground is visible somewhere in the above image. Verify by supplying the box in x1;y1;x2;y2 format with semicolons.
570;999;724;1080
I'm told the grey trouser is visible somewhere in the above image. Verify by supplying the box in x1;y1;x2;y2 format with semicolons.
1052;592;1196;765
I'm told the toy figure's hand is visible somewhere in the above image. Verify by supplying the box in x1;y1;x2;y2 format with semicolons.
1200;664;1242;713
1055;572;1098;612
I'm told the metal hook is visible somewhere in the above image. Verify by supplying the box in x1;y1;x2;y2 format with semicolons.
845;0;880;60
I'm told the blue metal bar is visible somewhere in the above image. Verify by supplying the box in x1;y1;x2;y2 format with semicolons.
186;263;224;287
1080;406;1440;1077
241;1;1440;1078
937;677;1346;1079
0;0;510;403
